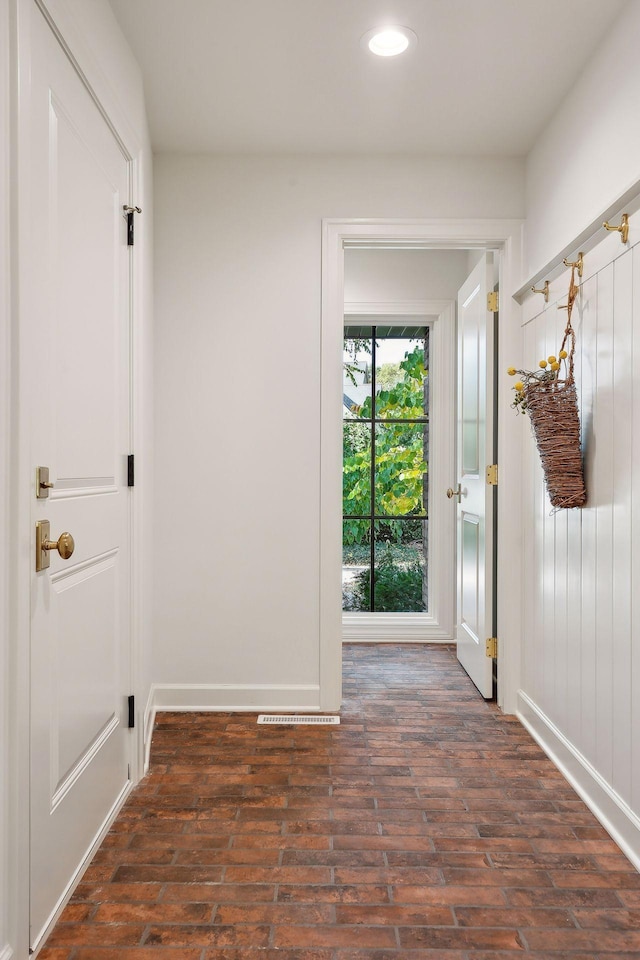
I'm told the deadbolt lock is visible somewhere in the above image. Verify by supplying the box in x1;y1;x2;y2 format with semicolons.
36;520;75;572
36;466;54;499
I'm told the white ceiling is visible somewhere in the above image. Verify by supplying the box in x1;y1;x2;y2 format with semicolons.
108;0;627;156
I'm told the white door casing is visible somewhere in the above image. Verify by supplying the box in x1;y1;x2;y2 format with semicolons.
321;220;523;715
26;6;133;944
455;255;495;698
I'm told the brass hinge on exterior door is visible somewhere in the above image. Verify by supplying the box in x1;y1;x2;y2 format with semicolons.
486;637;498;658
487;291;499;312
486;464;498;486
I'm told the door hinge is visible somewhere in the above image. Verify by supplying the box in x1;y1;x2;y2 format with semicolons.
487;291;499;312
486;463;498;486
127;454;135;487
128;695;135;728
486;637;498;658
123;205;142;246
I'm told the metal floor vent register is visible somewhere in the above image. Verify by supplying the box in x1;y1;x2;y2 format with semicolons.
257;715;340;725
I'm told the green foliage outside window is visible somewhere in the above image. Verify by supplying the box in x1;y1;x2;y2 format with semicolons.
343;344;427;547
350;548;425;612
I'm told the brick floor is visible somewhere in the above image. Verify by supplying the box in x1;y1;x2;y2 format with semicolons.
40;643;640;958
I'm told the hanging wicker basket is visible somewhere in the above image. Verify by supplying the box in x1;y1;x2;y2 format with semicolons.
523;267;587;509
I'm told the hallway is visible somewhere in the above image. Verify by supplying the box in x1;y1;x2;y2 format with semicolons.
40;644;640;958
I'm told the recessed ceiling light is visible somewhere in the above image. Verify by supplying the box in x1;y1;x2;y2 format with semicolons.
362;26;417;57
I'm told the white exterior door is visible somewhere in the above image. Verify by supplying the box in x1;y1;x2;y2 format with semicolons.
454;256;495;698
25;6;133;943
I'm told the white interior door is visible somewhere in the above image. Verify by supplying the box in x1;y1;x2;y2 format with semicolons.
25;6;133;944
454;255;495;698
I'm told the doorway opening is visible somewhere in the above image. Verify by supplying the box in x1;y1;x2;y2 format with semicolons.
340;249;495;699
320;219;524;715
340;248;465;647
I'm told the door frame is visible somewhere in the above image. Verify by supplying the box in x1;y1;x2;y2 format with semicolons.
7;1;149;955
1;2;13;956
320;218;524;714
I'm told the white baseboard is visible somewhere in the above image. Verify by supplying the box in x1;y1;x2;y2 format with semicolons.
151;683;321;713
0;943;14;960
517;690;640;872
343;635;452;643
342;613;453;642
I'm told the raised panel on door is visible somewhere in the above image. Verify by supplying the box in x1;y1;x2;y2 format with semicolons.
460;512;480;638
49;554;120;799
460;309;480;479
27;5;132;944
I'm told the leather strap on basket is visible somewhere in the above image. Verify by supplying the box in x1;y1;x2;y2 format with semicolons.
559;265;579;382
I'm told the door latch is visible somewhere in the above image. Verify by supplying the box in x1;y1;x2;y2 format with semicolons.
446;484;462;502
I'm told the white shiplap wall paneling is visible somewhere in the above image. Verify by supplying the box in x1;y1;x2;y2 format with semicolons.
523;316;536;698
541;303;557;719
522;232;640;864
565;277;584;751
594;263;615;790
579;270;598;771
520;234;640;856
611;251;633;808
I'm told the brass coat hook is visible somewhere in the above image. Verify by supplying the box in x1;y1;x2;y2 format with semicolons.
531;281;550;302
563;252;584;278
603;213;629;244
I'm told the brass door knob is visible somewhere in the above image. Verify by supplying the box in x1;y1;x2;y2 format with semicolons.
43;531;75;560
446;484;462;502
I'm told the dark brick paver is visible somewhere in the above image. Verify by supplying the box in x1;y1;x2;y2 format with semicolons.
40;644;640;958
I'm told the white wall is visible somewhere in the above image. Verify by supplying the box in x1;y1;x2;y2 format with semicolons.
344;248;470;304
525;0;640;277
152;154;524;704
4;2;153;956
520;0;640;866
